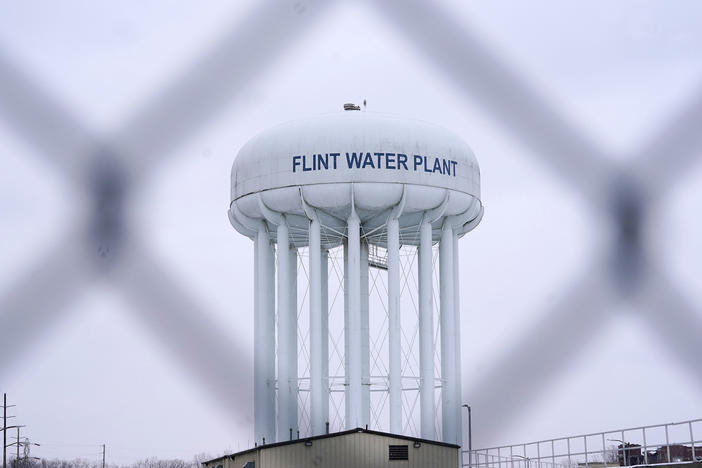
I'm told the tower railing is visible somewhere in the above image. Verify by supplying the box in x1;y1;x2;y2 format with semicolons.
368;244;389;270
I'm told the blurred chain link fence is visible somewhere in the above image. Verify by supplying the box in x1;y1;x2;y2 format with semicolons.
1;0;701;443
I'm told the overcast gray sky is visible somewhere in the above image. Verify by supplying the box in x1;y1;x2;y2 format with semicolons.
1;0;702;464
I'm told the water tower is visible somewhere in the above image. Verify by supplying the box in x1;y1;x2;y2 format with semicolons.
228;107;483;448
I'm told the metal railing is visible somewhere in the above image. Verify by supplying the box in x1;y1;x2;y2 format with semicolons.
464;419;702;468
367;244;388;270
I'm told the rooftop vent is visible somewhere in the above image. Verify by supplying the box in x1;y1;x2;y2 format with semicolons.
389;445;409;461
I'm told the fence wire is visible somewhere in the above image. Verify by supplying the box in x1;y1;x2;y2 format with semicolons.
0;0;701;448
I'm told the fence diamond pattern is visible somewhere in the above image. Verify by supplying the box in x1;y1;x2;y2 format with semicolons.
1;0;701;449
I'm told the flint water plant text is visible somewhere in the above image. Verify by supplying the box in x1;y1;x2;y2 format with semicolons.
292;152;458;177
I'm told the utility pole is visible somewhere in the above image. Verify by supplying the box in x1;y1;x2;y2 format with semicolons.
15;428;19;463
2;393;16;468
462;404;472;468
102;444;105;468
1;394;24;468
3;393;6;468
468;405;472;452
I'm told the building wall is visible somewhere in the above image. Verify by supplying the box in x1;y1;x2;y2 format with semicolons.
205;451;257;468
654;445;702;463
260;432;457;468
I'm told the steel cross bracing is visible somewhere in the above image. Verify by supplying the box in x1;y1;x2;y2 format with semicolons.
293;245;434;438
1;0;701;443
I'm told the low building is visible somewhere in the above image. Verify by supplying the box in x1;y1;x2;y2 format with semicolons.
616;443;644;466
653;444;702;463
202;428;459;468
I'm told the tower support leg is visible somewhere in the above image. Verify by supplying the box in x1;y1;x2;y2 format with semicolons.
440;224;458;445
277;224;300;440
309;218;324;435
289;247;299;437
361;240;370;428
346;210;362;428
321;248;329;431
418;221;435;440
387;217;402;434
255;227;275;443
453;233;463;448
344;240;350;425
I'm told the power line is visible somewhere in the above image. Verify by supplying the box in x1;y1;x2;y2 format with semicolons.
35;443;103;448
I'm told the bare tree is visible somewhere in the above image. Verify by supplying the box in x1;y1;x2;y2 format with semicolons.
605;445;620;464
16;454;216;468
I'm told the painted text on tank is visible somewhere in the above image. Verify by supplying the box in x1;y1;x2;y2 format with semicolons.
291;153;457;176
